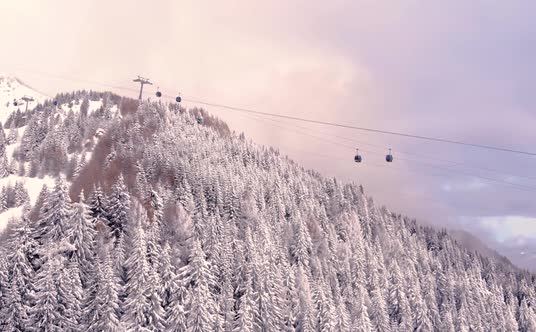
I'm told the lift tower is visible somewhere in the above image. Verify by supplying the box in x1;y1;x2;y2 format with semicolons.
133;76;152;100
21;96;34;112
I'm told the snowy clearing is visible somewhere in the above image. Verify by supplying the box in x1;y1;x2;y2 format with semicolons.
0;175;55;233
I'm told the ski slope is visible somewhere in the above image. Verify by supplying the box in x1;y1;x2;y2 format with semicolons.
0;74;47;124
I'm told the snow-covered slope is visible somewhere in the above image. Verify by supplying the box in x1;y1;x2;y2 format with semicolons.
0;74;47;124
0;175;55;233
0;88;534;330
0;82;114;233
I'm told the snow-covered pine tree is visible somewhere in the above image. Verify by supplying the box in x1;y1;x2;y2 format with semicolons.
83;249;103;331
134;161;149;200
72;153;87;179
0;151;10;178
29;184;48;222
36;178;72;244
165;280;189;332
234;268;257;332
351;285;373;332
387;260;412;331
56;261;83;329
106;175;130;241
295;265;315;332
292;212;312;269
178;238;217;332
3;217;37;330
13;181;30;207
0;253;8;327
313;278;336;331
439;309;455;332
87;184;107;223
6;120;18;145
456;295;471;332
518;297;536;332
67;192;96;286
28;244;75;332
87;248;121;332
366;252;390;332
145;190;163;270
0;187;7;212
120;202;153;331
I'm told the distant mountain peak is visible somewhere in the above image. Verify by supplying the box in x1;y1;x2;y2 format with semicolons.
0;73;44;93
0;74;47;121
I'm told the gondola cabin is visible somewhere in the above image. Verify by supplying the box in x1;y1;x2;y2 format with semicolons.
386;149;393;162
354;149;362;163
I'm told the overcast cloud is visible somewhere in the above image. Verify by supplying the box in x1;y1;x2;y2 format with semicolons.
1;0;535;269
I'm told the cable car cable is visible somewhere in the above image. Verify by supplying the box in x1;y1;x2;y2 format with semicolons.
4;65;535;156
234;111;536;193
177;96;536;156
232;109;536;181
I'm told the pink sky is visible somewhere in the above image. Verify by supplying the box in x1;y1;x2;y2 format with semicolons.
1;0;535;269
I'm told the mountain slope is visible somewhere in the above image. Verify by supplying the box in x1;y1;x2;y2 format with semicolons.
0;90;535;331
0;74;46;123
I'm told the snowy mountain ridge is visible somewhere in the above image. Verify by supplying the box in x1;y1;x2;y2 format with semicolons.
0;74;46;124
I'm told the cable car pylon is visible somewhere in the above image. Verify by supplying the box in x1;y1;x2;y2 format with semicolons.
21;96;34;112
133;76;152;100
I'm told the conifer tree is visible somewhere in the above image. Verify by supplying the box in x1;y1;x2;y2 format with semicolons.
178;238;216;332
134;162;149;199
87;249;121;332
234;274;256;332
352;286;373;332
67;192;96;286
29;184;48;222
0;253;8;327
56;261;83;329
295;265;315;332
387;261;411;330
87;184;107;223
0;152;9;178
7;121;18;145
368;267;390;332
107;175;130;241
121;204;152;331
160;243;178;309
281;263;299;332
166;281;188;332
3;217;37;330
504;301;519;331
28;254;64;331
439;309;455;332
456;297;470;332
36;178;72;244
13;181;30;207
292;212;312;268
0;187;7;212
518;298;536;332
73;154;86;179
314;279;335;331
84;251;103;331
